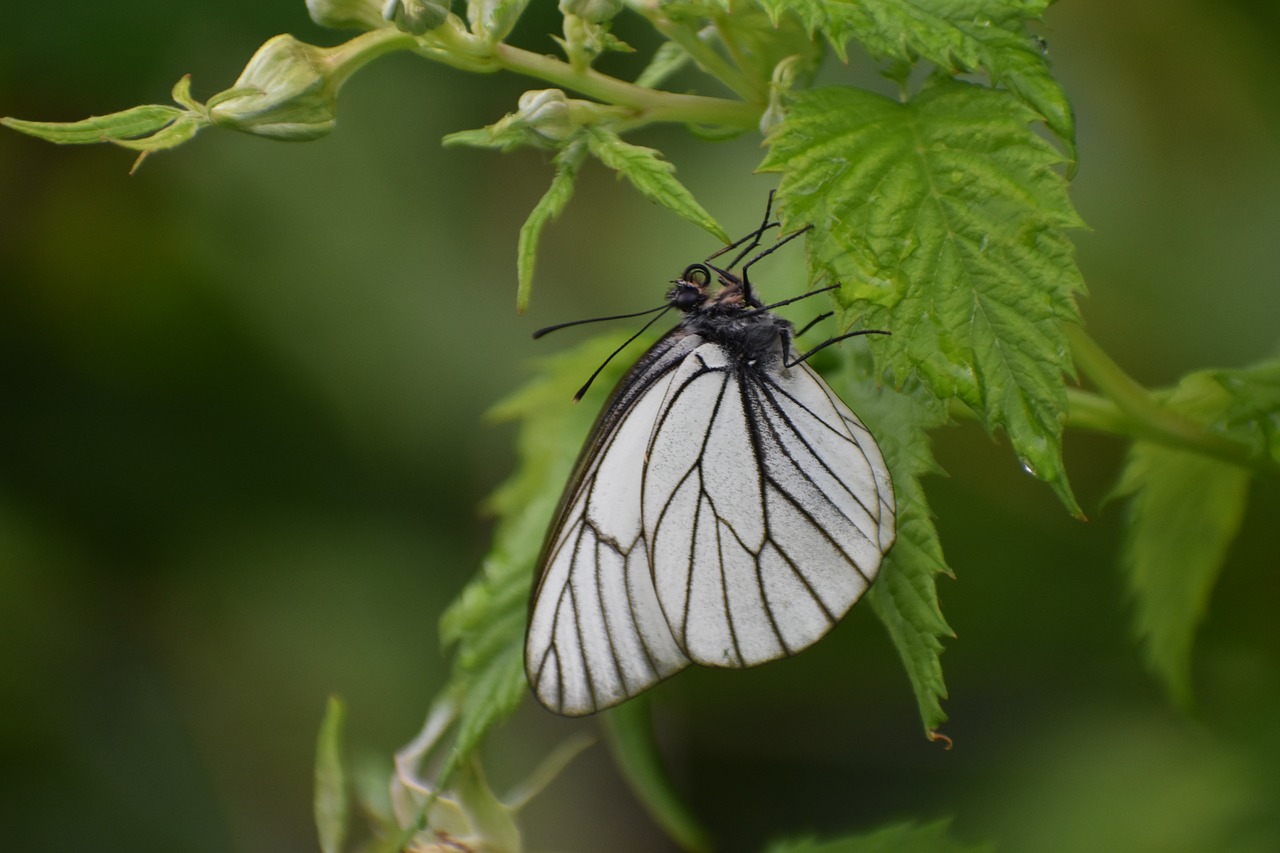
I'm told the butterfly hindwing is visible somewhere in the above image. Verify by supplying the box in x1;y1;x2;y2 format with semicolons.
641;343;896;668
525;335;699;716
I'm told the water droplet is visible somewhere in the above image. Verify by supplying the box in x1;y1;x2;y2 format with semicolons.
1019;458;1038;477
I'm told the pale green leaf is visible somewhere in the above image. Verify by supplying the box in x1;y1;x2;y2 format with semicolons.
517;141;586;312
766;0;1073;155
110;115;202;152
834;353;953;737
2;105;185;144
767;818;994;853
762;81;1085;515
314;696;349;853
584;126;730;242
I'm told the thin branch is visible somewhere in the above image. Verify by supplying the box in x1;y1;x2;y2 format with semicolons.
491;43;761;128
1067;325;1279;477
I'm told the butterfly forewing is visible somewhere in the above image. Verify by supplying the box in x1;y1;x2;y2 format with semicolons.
641;346;895;668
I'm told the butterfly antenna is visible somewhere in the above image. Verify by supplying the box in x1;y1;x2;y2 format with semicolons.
738;223;813;307
712;192;785;274
572;306;674;401
533;304;668;339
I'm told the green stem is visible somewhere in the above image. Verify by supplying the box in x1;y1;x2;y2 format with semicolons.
491;43;760;128
1066;325;1279;476
326;28;421;86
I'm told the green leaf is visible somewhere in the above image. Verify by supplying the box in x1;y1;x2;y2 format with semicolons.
314;696;349;853
1112;367;1263;706
435;334;643;779
517;141;586;312
584;126;730;242
2;104;186;144
762;81;1085;515
767;0;1074;156
1114;446;1249;708
1211;360;1280;464
767;818;994;853
834;354;953;738
602;697;713;853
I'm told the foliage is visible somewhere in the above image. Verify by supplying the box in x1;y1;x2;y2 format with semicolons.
7;1;1278;851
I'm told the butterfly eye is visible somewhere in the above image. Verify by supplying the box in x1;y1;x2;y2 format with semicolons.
671;283;703;311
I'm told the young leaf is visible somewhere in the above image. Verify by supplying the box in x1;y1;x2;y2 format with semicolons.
314;696;349;853
1112;366;1267;706
2;105;186;145
517;140;587;312
602;697;713;853
766;0;1074;155
1213;360;1280;464
584;126;730;242
435;335;641;777
767;818;994;853
835;355;953;738
762;81;1085;515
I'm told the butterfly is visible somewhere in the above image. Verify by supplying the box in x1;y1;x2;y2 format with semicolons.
525;203;896;716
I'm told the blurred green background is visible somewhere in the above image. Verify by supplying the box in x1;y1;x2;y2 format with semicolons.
2;2;1279;851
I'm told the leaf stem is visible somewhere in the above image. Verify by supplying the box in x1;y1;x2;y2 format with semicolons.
1066;325;1279;477
490;42;760;128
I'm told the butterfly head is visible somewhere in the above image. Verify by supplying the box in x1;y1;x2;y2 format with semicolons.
669;263;749;314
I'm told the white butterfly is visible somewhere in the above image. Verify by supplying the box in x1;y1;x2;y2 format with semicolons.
526;222;896;716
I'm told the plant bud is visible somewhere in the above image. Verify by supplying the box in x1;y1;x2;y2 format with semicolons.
558;0;622;25
208;35;341;140
307;0;388;30
383;0;449;35
516;88;573;143
466;0;528;42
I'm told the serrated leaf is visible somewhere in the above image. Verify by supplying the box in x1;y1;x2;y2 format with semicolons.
767;818;994;853
517;141;586;312
834;354;953;737
442;120;536;151
584;126;730;242
2;105;186;144
767;0;1074;156
314;696;349;853
762;81;1085;515
435;335;644;778
1113;367;1263;706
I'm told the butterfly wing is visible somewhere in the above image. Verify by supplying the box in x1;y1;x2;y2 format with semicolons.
642;343;895;668
525;334;700;716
